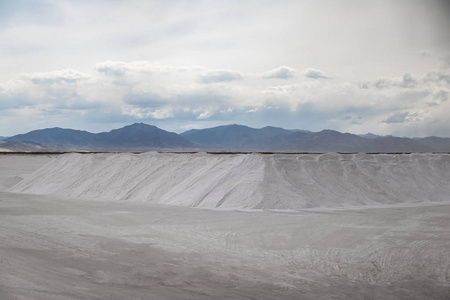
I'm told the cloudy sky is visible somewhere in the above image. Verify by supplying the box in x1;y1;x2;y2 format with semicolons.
1;0;450;137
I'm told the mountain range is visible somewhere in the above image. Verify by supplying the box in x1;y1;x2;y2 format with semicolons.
2;123;450;153
5;123;194;151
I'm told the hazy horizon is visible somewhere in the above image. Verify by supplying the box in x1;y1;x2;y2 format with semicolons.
3;121;450;139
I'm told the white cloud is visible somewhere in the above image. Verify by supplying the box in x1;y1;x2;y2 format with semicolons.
362;72;420;90
22;68;91;84
123;107;174;120
424;70;450;86
262;66;296;79
0;59;449;137
197;111;212;120
382;112;409;124
199;69;243;83
304;68;329;79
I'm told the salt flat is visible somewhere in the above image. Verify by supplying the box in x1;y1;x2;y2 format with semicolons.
1;153;450;299
0;154;55;191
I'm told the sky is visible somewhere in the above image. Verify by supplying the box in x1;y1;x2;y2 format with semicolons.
1;0;450;137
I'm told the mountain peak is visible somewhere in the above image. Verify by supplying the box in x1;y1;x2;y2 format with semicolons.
7;123;193;151
123;123;156;129
318;129;342;135
106;123;161;136
359;133;381;139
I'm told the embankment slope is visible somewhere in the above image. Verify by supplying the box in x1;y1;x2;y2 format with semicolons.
10;152;450;210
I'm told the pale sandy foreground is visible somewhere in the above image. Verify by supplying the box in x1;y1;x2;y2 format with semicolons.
1;154;450;299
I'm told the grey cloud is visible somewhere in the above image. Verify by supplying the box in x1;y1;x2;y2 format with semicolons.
343;115;362;125
440;55;450;70
20;69;90;85
124;92;168;108
47;97;102;111
363;73;419;90
95;66;126;77
122;88;233;122
176;93;227;104
263;66;296;79
125;90;227;108
93;61;164;78
418;50;432;57
35;78;69;85
399;73;417;88
359;82;370;89
392;91;430;108
434;90;448;102
124;101;234;122
423;71;450;85
0;94;34;110
82;107;137;124
382;112;409;124
0;69;98;112
372;78;394;89
94;61;129;77
2;60;450;138
200;70;243;83
0;92;99;111
94;61;204;79
304;68;329;79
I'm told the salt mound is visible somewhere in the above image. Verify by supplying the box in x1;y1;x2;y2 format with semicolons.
9;152;450;209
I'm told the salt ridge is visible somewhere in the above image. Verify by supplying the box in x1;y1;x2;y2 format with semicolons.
9;152;450;209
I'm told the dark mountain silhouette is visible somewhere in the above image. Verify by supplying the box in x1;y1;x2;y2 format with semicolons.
371;136;434;152
7;128;100;149
4;123;447;152
278;129;374;152
180;124;292;150
97;123;194;149
181;126;435;152
413;137;450;152
6;123;194;151
358;133;382;139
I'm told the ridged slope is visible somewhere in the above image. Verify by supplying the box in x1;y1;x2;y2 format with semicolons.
10;153;450;209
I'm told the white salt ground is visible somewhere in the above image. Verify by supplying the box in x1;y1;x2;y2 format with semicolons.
9;152;450;210
0;154;56;191
1;153;450;299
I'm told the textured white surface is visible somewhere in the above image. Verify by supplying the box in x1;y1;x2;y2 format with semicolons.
9;152;450;209
0;154;55;191
2;154;450;299
1;192;450;299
